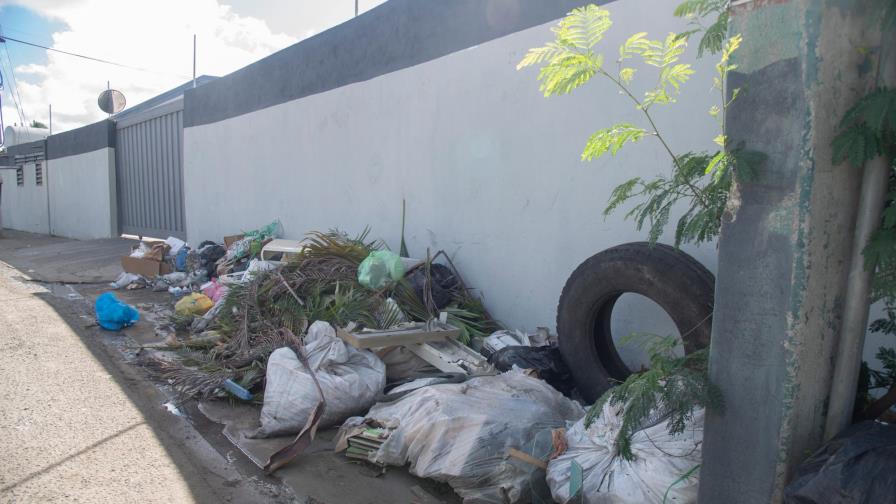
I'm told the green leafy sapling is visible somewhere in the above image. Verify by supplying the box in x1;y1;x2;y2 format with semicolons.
518;5;757;247
584;334;724;461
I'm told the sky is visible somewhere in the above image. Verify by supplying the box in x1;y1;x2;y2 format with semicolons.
0;0;387;133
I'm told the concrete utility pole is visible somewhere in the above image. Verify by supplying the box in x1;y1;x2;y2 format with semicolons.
699;1;890;502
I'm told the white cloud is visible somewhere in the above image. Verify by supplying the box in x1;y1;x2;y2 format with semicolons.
2;0;297;132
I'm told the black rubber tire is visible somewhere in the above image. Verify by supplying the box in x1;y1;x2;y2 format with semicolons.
556;242;715;402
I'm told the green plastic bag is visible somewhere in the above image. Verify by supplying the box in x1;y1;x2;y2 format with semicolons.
358;251;405;290
244;219;282;241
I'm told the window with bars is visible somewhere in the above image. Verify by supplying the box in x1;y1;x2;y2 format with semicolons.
35;163;43;186
16;167;24;186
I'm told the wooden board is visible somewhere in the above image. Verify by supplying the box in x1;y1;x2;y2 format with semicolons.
336;322;460;349
405;338;492;374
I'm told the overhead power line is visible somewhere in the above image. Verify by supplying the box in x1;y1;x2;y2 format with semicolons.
0;34;189;78
1;45;26;125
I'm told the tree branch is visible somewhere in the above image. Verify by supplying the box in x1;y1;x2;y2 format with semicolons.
599;69;712;209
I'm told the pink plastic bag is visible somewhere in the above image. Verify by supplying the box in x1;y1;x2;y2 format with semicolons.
202;279;229;303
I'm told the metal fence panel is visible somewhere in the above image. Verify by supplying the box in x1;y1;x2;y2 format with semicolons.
115;101;185;239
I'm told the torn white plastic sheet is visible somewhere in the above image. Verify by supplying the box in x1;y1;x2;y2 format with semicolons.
110;272;142;289
546;402;704;504
254;321;386;437
164;236;186;256
357;369;585;503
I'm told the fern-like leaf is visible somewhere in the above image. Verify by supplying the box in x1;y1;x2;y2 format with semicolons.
536;52;603;96
642;32;688;68
619;32;650;61
660;63;695;91
555;4;613;50
582;123;648;160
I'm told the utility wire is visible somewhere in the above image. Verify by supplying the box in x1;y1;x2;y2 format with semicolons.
0;34;189;78
0;45;26;125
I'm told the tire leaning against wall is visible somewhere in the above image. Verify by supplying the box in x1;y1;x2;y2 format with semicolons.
556;242;715;403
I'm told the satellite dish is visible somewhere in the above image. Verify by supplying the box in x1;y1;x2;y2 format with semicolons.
98;89;126;114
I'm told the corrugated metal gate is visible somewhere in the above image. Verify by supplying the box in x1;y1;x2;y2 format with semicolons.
114;98;186;239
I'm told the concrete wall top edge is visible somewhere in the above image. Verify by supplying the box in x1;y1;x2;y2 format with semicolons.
184;0;604;128
46;119;115;160
0;139;46;166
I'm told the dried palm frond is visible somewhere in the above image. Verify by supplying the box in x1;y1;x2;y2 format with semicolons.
142;354;231;399
300;228;383;264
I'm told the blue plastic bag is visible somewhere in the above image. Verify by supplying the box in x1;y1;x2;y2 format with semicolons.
95;292;140;331
175;247;189;271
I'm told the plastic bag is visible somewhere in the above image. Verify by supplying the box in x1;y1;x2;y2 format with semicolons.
784;420;896;503
407;263;459;309
358;250;405;289
356;369;585;503
243;219;282;242
255;321;386;437
199;243;226;277
110;272;142;289
164;236;186;256
489;345;575;396
95;292;139;331
201;279;228;303
175;247;189;271
174;293;215;317
547;402;704;504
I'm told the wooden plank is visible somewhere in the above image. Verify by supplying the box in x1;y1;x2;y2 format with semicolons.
405;339;491;374
336;322;460;349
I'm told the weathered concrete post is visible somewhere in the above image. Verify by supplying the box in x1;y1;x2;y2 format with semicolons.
699;1;888;502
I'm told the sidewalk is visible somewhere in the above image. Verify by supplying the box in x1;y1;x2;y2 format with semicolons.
0;231;293;503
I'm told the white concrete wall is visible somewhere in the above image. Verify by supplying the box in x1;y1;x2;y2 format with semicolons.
0;163;49;234
47;148;118;240
183;0;719;341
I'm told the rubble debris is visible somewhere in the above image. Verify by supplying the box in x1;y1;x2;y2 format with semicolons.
254;321;386;437
341;369;584;503
95;292;139;331
546;402;704;504
142;227;500;430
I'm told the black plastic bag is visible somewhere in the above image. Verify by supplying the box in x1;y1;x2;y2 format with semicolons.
199;244;226;278
489;346;575;396
784;420;896;503
407;263;460;310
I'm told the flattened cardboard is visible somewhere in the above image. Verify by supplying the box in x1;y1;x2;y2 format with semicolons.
121;256;173;278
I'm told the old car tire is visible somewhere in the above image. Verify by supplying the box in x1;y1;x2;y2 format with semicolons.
556;242;715;402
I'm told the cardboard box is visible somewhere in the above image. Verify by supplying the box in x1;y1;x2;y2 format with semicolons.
121;256;173;279
223;234;244;249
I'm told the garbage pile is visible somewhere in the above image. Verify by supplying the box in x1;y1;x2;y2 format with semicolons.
114;220;707;503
